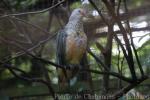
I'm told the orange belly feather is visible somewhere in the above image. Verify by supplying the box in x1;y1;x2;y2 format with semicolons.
66;33;87;64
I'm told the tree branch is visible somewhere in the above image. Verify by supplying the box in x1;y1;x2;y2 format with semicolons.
123;0;144;77
0;36;133;83
112;76;148;100
0;61;58;100
0;0;66;18
102;0;137;80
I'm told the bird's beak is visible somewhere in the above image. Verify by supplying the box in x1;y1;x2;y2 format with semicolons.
80;9;86;16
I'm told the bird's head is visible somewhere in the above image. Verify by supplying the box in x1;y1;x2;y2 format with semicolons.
69;8;87;21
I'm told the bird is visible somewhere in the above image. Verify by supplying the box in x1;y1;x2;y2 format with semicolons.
56;8;87;87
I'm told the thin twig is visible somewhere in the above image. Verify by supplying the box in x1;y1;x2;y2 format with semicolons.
0;14;57;63
0;36;133;83
87;47;109;71
102;0;137;80
88;0;109;26
0;0;66;18
112;76;148;100
123;0;144;77
8;18;33;44
0;61;58;100
0;32;56;63
9;16;50;35
117;0;122;15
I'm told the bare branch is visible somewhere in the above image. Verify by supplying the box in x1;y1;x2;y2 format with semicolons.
88;0;109;26
102;0;137;80
112;76;148;99
0;0;66;18
123;0;144;77
0;36;133;83
0;61;58;100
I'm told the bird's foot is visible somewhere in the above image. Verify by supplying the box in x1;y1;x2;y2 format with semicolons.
68;64;79;70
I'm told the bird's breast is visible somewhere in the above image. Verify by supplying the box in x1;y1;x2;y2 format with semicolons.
66;33;87;64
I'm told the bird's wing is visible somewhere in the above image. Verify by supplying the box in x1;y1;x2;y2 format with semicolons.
56;29;70;85
56;29;67;66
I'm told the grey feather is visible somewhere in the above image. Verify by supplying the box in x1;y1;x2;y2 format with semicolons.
56;29;67;66
56;8;85;67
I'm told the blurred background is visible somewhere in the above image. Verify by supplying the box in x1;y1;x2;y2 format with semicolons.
0;0;150;100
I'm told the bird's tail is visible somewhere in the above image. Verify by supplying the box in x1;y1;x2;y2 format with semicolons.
57;67;79;89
